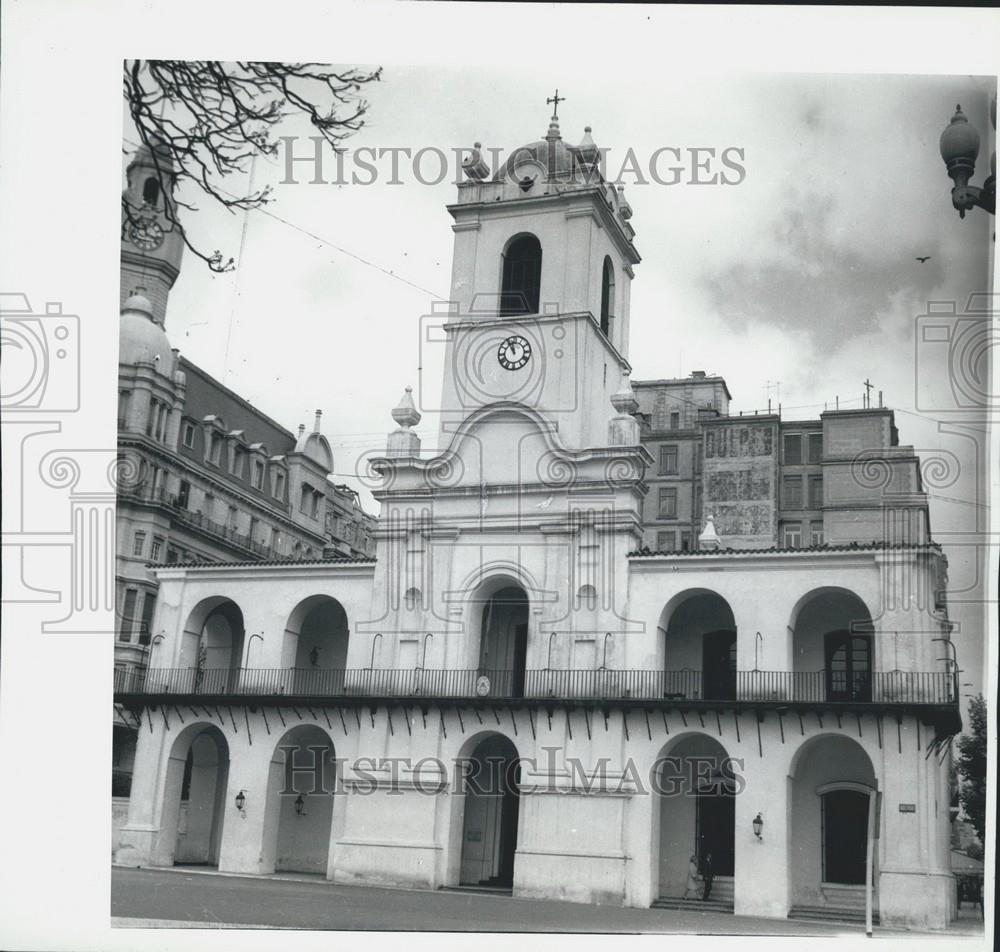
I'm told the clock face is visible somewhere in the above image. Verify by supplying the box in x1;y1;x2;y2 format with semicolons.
129;219;165;251
497;334;531;371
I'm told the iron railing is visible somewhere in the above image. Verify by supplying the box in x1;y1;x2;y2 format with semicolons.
113;666;957;704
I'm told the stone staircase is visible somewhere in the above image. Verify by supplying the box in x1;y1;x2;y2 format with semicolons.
789;884;878;926
652;876;734;914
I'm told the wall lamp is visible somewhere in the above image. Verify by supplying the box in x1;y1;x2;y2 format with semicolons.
235;789;247;817
294;794;306;817
940;99;996;219
752;813;763;839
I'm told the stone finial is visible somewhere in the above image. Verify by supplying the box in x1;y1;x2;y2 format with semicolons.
609;371;640;446
577;126;599;167
462;142;490;181
699;514;721;550
387;386;421;459
610;371;639;415
391;386;421;429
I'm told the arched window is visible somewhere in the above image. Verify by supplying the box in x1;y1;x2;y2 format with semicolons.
500;235;542;316
600;256;615;337
142;177;160;207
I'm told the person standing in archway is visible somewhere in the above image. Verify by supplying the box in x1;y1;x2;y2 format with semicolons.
701;851;715;901
684;854;702;899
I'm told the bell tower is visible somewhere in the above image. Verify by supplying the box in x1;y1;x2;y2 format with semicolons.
120;138;185;327
439;101;641;452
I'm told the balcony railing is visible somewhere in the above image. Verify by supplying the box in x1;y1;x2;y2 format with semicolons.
114;666;957;705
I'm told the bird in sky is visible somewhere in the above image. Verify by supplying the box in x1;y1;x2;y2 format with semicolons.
915;256;932;263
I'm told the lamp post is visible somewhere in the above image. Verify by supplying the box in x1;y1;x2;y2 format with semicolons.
940;98;996;219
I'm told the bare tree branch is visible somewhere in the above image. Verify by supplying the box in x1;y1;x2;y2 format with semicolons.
123;60;381;272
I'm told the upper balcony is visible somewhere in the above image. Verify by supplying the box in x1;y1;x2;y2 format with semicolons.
114;665;959;731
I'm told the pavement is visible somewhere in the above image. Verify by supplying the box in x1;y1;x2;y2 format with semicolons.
111;866;986;937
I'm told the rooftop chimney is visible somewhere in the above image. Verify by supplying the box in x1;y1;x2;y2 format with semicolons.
297;424;305;438
313;409;322;433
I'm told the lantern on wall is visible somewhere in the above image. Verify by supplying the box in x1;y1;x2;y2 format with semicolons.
235;789;247;816
752;812;763;839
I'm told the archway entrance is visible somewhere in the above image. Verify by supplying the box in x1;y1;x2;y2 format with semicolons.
479;585;528;698
180;598;245;694
656;734;735;901
264;724;337;874
790;589;873;702
284;596;350;695
789;735;877;912
660;590;736;701
459;734;521;890
163;724;229;867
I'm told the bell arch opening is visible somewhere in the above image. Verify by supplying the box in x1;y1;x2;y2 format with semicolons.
499;234;542;316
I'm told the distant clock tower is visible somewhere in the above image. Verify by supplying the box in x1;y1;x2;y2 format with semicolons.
120;139;184;327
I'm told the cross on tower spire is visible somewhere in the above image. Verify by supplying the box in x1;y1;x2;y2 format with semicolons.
547;88;565;118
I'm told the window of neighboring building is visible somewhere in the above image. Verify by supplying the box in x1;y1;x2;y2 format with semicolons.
807;432;823;463
311;491;322;520
809;474;824;509
499;233;542;316
669;411;680;430
119;588;137;642
658;487;677;518
274;470;286;501
166;549;179;564
270;527;280;553
203;492;215;519
182;421;196;448
300;483;312;514
132;531;146;557
659;444;678;475
209;432;222;465
232;447;246;479
118;390;130;428
228;505;238;530
252;459;265;490
657;530;676;551
176;480;190;509
810;521;825;546
150;536;163;562
146;399;158;437
680;530;692;552
783;475;803;509
784;433;802;465
138;592;156;645
782;522;802;548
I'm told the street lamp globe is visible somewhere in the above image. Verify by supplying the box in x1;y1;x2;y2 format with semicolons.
940;105;980;190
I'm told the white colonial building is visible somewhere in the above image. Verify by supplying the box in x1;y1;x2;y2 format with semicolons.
115;108;962;930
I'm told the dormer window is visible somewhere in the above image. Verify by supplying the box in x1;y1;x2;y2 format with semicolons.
500;234;542;316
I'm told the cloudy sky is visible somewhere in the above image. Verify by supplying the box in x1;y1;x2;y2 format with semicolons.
128;67;995;692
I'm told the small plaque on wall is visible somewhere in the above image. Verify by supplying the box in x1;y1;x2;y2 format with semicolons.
898;803;916;813
466;830;483;842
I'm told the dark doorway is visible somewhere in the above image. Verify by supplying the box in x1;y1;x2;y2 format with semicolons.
479;586;529;698
696;787;736;876
823;789;870;884
702;630;737;701
460;735;521;889
825;631;872;701
500;235;542;316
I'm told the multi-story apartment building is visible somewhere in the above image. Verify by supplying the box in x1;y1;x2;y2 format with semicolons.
114;141;376;800
636;378;928;555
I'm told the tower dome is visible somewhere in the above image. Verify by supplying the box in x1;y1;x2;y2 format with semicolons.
119;293;172;370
